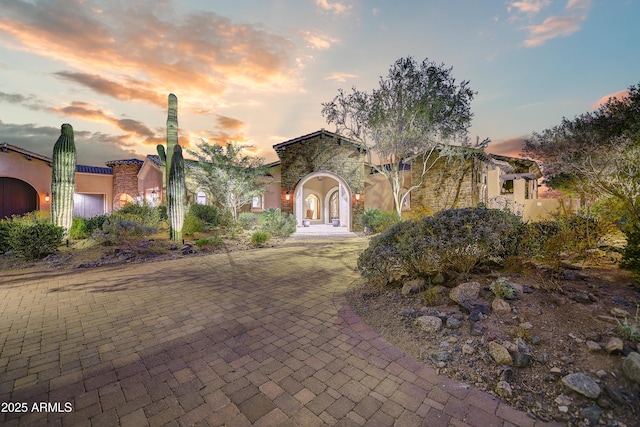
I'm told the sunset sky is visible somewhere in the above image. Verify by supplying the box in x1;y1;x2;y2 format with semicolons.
0;0;638;166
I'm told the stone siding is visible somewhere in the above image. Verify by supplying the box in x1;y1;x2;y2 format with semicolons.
411;155;481;215
275;132;366;231
109;163;142;207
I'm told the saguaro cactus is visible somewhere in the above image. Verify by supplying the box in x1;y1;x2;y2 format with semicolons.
157;93;179;192
168;144;185;242
51;123;76;235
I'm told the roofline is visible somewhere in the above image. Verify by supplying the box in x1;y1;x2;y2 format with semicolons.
1;142;53;165
272;129;367;152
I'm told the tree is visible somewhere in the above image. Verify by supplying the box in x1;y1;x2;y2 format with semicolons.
321;56;477;216
524;82;640;224
188;142;271;220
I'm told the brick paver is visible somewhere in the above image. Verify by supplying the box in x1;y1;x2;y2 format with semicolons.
0;235;561;426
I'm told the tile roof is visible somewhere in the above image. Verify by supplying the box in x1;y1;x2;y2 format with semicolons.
76;165;113;174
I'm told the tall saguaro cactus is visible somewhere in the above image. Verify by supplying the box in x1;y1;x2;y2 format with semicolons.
168;145;186;242
51;123;76;235
157;94;185;242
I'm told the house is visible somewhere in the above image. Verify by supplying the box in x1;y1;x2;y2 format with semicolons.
1;130;576;230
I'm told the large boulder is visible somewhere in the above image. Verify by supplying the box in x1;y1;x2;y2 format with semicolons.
561;373;601;399
449;282;481;304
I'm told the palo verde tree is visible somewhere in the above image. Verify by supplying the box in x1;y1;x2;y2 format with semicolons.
188;142;270;220
322;56;476;216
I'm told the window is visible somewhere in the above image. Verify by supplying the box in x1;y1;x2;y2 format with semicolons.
196;191;207;205
329;191;339;220
501;180;514;194
252;195;263;210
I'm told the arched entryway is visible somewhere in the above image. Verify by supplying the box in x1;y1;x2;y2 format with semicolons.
294;171;352;231
0;177;38;218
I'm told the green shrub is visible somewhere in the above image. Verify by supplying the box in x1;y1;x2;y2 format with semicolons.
7;217;63;260
194;235;224;248
238;212;258;230
182;209;204;236
188;204;227;227
83;215;109;235
251;229;271;246
360;208;400;233
93;216;157;245
357;207;523;286
259;209;296;237
489;277;516;299
69;217;88;239
115;204;160;228
0;219;13;253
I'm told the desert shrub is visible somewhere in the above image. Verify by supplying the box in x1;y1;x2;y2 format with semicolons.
93;215;156;245
195;235;224;248
182;209;204;236
83;215;109;235
0;219;14;253
489;277;516;299
616;306;640;342
259;209;296;237
115;204;160;228
251;229;271;246
621;228;640;276
69;217;89;239
238;212;258;230
6;215;63;260
188;204;227;227
357;207;523;286
407;205;432;221
360;208;400;233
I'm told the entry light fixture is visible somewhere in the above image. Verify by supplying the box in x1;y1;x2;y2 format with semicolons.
285;190;291;201
151;188;158;201
355;189;361;202
44;192;50;203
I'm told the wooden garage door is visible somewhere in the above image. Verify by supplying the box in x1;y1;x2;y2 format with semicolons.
0;177;38;219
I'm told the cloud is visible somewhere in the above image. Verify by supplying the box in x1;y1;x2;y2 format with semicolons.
592;89;629;109
0;120;145;165
508;0;592;47
0;0;301;107
314;0;352;16
324;72;358;83
302;31;339;50
0;91;48;111
216;115;245;131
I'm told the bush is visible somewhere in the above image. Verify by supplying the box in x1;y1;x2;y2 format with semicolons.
194;235;224;248
93;215;157;245
357;207;523;286
84;215;109;235
6;215;63;260
489;277;516;299
259;209;296;237
182;209;204;236
0;218;13;253
360;208;400;233
238;212;258;230
188;204;227;227
115;204;160;228
69;217;88;239
251;230;271;246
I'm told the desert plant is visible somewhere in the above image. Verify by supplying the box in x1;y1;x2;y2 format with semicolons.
422;286;444;306
259;208;296;237
6;214;63;260
51;123;76;235
182;209;204;236
116;204;160;228
93;215;156;246
238;212;258;230
69;217;89;239
360;208;400;233
489;277;516;299
617;306;640;342
167;145;186;241
251;229;271;246
195;235;224;248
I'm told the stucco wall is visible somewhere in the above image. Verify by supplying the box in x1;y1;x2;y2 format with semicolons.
0;150;52;211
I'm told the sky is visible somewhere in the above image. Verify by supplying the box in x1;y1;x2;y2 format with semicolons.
0;0;638;166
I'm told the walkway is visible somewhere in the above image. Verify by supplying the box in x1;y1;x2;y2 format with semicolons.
0;236;560;426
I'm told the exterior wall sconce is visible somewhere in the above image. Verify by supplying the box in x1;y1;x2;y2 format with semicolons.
285;190;291;201
355;189;361;202
44;192;50;203
151;188;158;201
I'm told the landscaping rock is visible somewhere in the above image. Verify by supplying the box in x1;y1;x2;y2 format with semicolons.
622;351;640;384
496;381;513;398
402;278;424;295
585;341;602;352
492;298;511;313
445;317;462;329
449;282;481;304
561;373;601;399
580;406;603;425
488;342;513;365
604;337;624;354
512;352;532;368
415;316;442;333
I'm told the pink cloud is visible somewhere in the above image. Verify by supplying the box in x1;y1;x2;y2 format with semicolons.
592;89;629;109
510;0;551;14
314;0;352;16
489;136;527;158
522;13;585;47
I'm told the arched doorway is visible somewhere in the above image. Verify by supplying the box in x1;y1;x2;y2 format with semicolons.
0;177;38;218
294;171;352;231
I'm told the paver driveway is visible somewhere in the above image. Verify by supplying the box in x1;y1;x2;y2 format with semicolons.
0;235;559;426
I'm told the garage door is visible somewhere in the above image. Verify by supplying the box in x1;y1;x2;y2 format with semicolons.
0;177;38;219
73;194;105;218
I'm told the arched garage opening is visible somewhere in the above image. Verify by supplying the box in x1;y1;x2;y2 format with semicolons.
0;177;38;218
